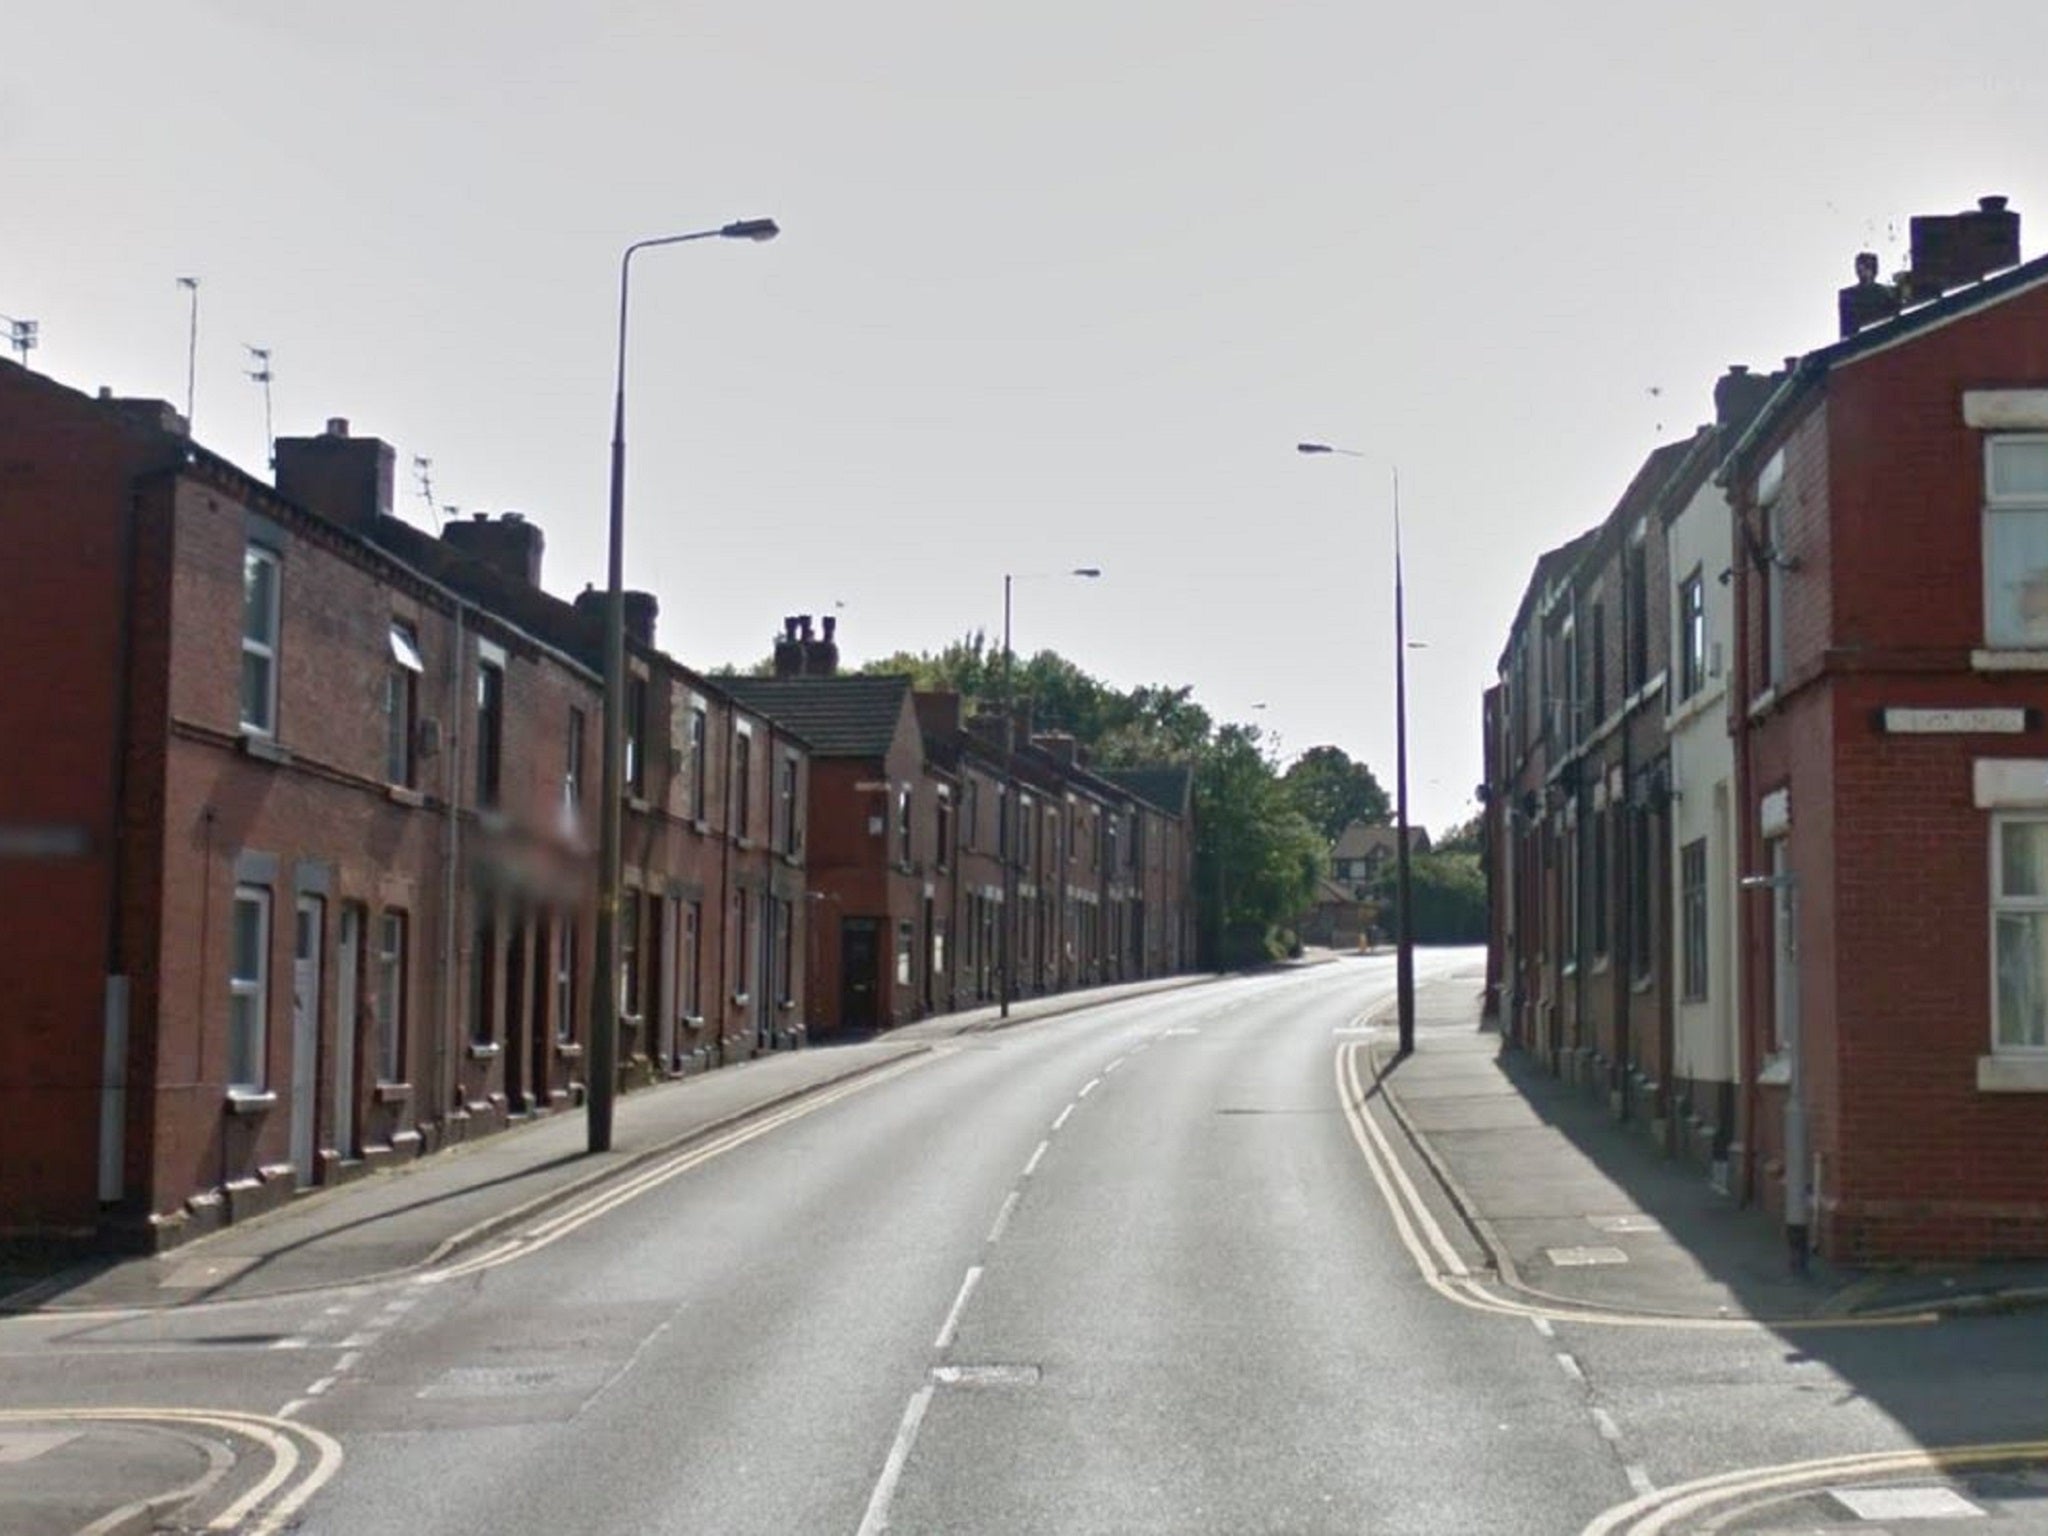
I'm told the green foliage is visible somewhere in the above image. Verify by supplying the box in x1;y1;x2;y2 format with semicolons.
1280;745;1391;843
1433;813;1484;856
1372;850;1487;944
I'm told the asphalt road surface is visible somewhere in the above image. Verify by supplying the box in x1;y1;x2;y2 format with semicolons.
7;951;2048;1534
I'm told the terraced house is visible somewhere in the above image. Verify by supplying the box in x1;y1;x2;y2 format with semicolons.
1483;194;2048;1263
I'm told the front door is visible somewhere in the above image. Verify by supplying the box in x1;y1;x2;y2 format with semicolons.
291;896;324;1189
333;903;361;1162
840;918;881;1035
504;901;529;1113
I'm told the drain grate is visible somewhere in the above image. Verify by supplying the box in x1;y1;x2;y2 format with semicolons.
1544;1245;1630;1267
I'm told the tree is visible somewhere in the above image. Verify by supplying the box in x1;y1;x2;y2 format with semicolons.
1195;724;1325;967
1372;849;1486;944
1280;745;1391;844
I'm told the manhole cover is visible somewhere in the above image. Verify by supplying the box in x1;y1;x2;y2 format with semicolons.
1829;1484;1985;1520
419;1363;608;1399
1545;1246;1630;1267
931;1364;1042;1386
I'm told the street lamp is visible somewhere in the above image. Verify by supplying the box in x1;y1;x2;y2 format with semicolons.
998;566;1102;1019
1297;441;1415;1056
590;216;779;1155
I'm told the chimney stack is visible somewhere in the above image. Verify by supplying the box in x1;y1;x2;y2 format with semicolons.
274;416;395;532
774;615;804;678
572;587;659;648
1837;252;1902;338
441;510;546;586
1902;195;2022;305
1713;364;1780;429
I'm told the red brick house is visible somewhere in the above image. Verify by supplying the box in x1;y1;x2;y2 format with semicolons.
0;368;805;1251
1725;206;2048;1260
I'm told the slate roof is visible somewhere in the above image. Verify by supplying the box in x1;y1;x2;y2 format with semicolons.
1332;821;1431;860
721;674;915;758
1100;765;1193;817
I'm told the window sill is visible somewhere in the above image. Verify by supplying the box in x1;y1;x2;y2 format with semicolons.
1757;1052;1791;1087
225;1089;276;1115
385;784;425;808
1978;1053;2048;1092
1747;687;1779;720
1972;649;2048;673
627;794;651;813
680;1014;705;1028
238;732;292;766
731;992;750;1007
466;1042;501;1060
1630;971;1654;994
372;1080;412;1104
553;1042;583;1060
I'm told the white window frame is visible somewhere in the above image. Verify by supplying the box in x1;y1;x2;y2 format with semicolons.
376;910;407;1082
1991;813;2048;1055
228;884;271;1091
386;623;422;786
1984;435;2048;648
1680;837;1708;1002
1677;569;1706;701
240;544;281;736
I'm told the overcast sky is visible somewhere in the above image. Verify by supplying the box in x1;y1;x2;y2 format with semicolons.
8;2;2046;833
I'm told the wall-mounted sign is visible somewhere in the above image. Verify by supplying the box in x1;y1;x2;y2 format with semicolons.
1878;707;2032;735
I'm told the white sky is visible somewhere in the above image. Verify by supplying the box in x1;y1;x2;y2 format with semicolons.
8;2;2046;834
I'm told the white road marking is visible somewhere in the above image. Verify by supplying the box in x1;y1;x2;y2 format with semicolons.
268;1337;310;1351
855;1386;934;1536
1078;1076;1101;1098
1531;1316;1556;1339
934;1267;983;1351
987;1192;1020;1244
1052;1104;1075;1131
333;1352;361;1374
1592;1408;1622;1443
277;1400;310;1420
1103;1056;1125;1075
1556;1353;1586;1383
1022;1140;1049;1178
1624;1464;1655;1498
304;1376;337;1397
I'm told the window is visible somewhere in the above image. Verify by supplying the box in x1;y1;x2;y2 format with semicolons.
625;675;648;798
997;785;1011;859
469;902;497;1045
1993;817;2048;1051
1559;617;1579;746
1680;839;1708;1001
565;707;586;811
1984;437;2048;647
963;778;979;851
688;706;708;821
1590;812;1609;958
1677;570;1706;700
1626;541;1649;692
554;919;577;1044
1630;814;1653;982
476;660;505;808
240;545;280;735
896;919;914;987
733;731;752;840
620;889;641;1018
777;751;800;856
732;892;752;1000
936;791;953;870
228;885;270;1090
896;786;912;865
776;900;795;1007
376;911;407;1081
1561;824;1579;964
680;902;701;1020
1590;601;1607;725
386;623;422;786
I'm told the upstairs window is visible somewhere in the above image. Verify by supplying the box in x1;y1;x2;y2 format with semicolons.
386;623;423;787
1677;570;1706;701
625;675;649;799
240;545;281;734
1626;540;1649;692
1985;436;2048;647
228;885;271;1090
565;706;586;812
896;785;913;865
777;750;800;856
732;730;752;840
688;705;708;822
475;659;505;808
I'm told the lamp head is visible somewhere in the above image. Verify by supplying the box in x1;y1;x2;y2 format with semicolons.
1072;567;1103;578
1296;442;1333;455
721;218;781;243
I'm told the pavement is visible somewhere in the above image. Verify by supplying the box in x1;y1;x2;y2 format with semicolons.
0;970;1217;1315
1366;972;2048;1322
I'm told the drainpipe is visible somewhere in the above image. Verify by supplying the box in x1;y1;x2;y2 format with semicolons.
99;484;143;1210
437;604;467;1140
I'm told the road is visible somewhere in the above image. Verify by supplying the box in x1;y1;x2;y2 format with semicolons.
6;951;2048;1533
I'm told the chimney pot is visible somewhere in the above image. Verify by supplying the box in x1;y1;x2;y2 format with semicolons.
1982;195;2010;213
325;417;349;437
440;509;547;586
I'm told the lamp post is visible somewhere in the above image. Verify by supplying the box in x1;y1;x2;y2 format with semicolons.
998;566;1102;1019
1297;442;1415;1055
589;216;779;1155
